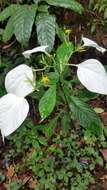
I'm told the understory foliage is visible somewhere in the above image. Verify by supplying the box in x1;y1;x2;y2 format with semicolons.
7;119;106;190
89;0;107;33
0;0;83;50
0;0;107;189
89;0;107;18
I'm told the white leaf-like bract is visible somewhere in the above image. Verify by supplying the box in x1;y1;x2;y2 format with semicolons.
5;64;35;97
82;37;106;53
77;59;107;94
0;93;29;138
22;45;48;59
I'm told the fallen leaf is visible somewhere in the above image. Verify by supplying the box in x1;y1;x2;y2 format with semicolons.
28;178;38;189
100;112;107;125
1;183;7;190
100;174;107;182
100;149;107;162
6;165;15;178
22;175;31;185
94;107;104;114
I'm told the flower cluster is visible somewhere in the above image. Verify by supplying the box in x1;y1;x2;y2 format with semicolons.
0;38;106;139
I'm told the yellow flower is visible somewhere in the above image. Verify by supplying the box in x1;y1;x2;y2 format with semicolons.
42;75;49;84
64;28;72;34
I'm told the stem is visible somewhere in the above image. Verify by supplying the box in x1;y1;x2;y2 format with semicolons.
32;66;47;72
59;76;73;121
44;51;52;57
59;75;70;107
65;63;78;67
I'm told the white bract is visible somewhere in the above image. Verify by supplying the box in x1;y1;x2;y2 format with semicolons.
82;37;106;53
0;94;29;138
0;64;35;139
77;59;107;94
22;45;48;59
5;64;34;97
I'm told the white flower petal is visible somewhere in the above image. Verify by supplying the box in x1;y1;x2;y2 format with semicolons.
82;37;106;53
77;59;107;94
22;45;48;59
0;93;29;138
5;64;35;97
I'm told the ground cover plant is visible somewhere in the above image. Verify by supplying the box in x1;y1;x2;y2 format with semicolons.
88;0;107;33
0;0;107;189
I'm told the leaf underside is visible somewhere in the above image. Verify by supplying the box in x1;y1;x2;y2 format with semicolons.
44;0;84;14
36;14;56;52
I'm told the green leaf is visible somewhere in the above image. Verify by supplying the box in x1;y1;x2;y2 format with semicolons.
36;14;56;51
38;5;49;13
33;0;42;3
88;0;94;10
9;181;22;190
61;113;71;135
56;41;74;73
14;5;37;44
47;72;59;84
56;25;67;42
69;96;103;135
3;16;14;42
44;0;84;14
104;8;107;18
0;4;19;21
38;136;47;145
77;89;99;102
39;85;56;120
90;24;96;34
44;116;58;137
